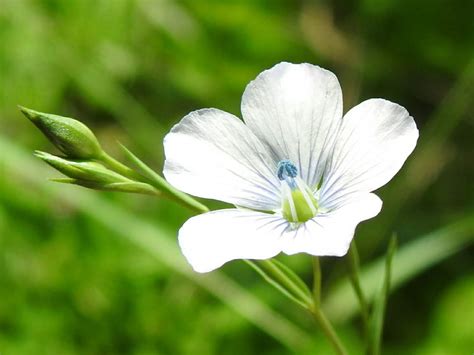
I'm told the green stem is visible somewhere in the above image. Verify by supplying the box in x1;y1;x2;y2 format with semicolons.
310;307;348;355
148;172;209;214
257;260;313;307
347;241;370;335
99;151;143;180
311;256;348;354
99;151;208;214
312;256;321;308
245;260;311;309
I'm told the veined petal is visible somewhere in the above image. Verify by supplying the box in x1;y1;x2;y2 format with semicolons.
241;62;343;188
282;193;382;256
320;99;418;208
164;109;281;210
178;209;287;273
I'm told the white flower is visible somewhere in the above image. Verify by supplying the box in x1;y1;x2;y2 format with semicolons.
163;62;418;273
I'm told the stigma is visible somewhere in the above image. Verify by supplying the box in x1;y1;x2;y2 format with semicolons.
277;160;318;223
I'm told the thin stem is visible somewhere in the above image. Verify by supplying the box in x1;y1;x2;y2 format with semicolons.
258;260;313;307
245;260;312;309
99;151;143;180
251;258;348;354
311;256;348;354
310;307;348;355
347;241;370;335
312;256;321;308
149;173;209;214
99;151;208;214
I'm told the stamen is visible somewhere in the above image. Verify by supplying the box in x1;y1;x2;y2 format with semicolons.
277;160;298;181
277;160;298;189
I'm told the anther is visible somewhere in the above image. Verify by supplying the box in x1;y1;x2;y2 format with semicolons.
277;160;298;181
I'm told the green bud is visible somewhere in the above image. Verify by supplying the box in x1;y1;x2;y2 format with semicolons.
20;106;103;159
35;151;129;184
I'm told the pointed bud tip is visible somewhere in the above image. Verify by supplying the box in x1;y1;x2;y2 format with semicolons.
20;107;103;159
18;106;40;122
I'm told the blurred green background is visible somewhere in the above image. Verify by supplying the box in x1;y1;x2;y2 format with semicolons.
0;0;473;354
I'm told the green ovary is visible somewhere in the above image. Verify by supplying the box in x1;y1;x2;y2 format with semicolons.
282;188;318;223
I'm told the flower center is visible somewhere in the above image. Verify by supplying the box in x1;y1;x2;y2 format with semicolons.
277;160;318;223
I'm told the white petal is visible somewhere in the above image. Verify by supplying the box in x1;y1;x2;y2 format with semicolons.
241;62;343;188
320;99;418;208
164;109;281;210
282;193;382;256
178;209;287;273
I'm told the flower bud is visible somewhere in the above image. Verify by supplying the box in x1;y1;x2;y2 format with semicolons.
20;106;103;159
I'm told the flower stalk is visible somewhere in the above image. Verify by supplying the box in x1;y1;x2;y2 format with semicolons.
246;259;313;309
310;255;348;355
117;144;209;214
312;256;322;308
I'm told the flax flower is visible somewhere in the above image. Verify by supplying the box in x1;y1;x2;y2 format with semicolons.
164;62;418;272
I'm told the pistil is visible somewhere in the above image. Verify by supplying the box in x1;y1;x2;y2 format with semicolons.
277;160;318;223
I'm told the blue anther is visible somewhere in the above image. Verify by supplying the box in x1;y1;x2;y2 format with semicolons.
277;160;298;181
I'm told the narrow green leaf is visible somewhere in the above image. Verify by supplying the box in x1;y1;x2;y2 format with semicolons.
367;236;397;355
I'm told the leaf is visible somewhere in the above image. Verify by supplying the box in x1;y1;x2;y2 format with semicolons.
367;236;397;355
